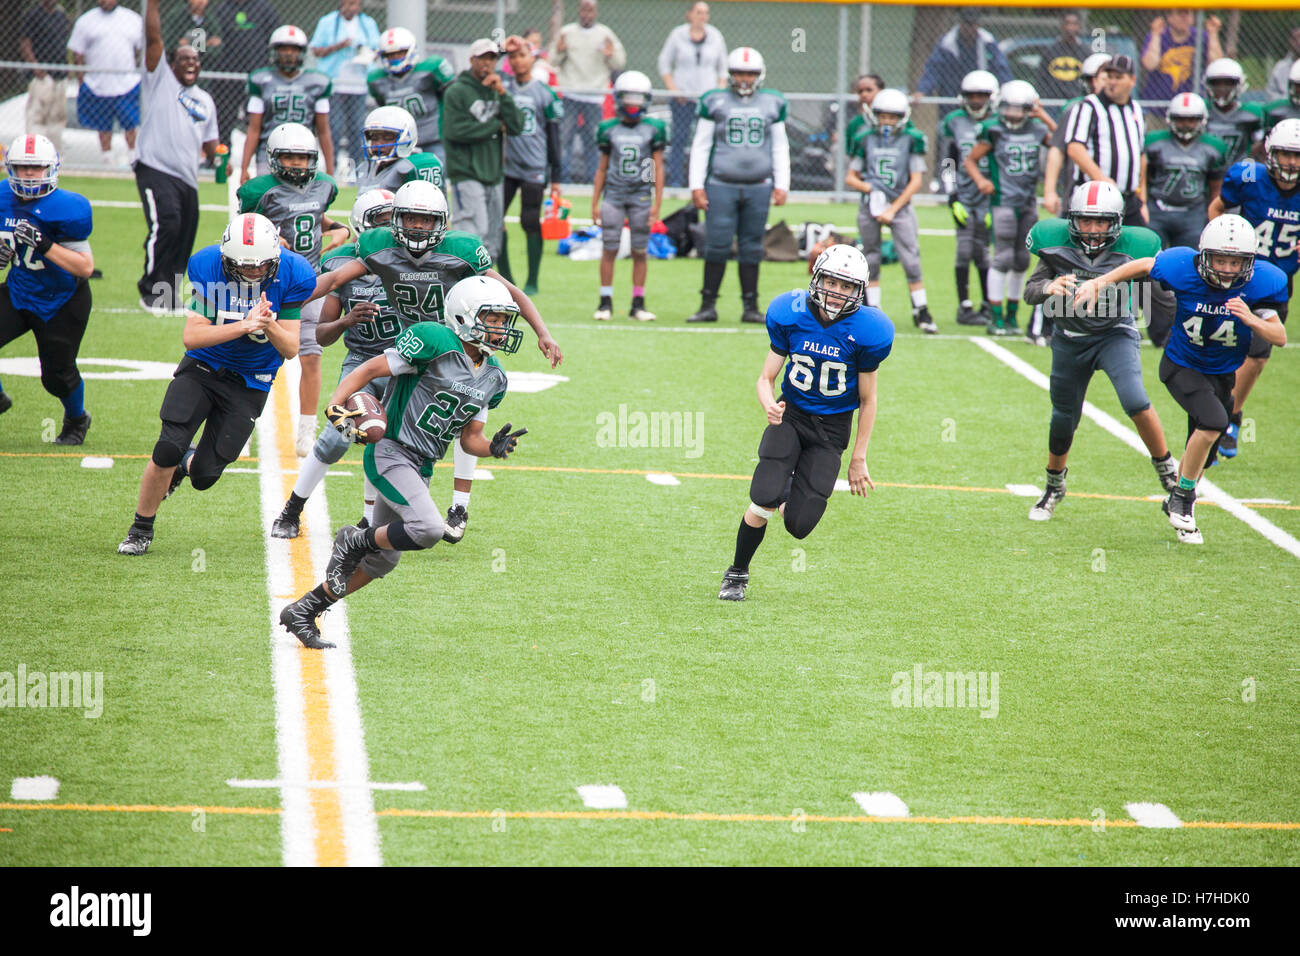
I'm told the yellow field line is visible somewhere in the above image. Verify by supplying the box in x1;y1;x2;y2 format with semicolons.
3;802;1298;830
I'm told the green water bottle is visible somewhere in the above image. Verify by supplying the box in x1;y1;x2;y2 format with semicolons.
214;144;229;184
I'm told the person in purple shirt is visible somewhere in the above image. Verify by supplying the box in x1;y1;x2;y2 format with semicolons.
1140;10;1223;105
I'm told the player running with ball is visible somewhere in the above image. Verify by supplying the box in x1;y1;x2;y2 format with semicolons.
716;244;893;601
279;275;528;649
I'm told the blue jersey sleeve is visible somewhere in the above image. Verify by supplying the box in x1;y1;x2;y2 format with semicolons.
1247;261;1290;310
50;191;92;243
187;245;225;318
1218;161;1251;207
852;307;895;373
765;294;794;355
279;251;318;308
1149;247;1195;292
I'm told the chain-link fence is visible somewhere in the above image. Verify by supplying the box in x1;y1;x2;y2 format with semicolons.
1;2;1296;196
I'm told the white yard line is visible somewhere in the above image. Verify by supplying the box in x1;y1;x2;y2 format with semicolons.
1125;802;1182;828
852;792;910;817
972;336;1300;561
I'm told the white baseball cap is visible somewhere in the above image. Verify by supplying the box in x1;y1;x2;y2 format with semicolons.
468;38;501;59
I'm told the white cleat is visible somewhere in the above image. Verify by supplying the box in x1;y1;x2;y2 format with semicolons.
1028;485;1065;521
296;415;318;458
629;307;656;322
593;306;613;321
1175;526;1204;545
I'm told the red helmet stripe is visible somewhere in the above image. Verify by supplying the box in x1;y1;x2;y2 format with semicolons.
1087;181;1100;206
243;216;255;245
25;135;35;156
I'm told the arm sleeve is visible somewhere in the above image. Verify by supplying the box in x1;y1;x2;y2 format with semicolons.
1219;164;1244;206
1022;258;1057;306
916;48;944;97
66;17;87;56
607;30;627;72
546;116;562;185
246;95;265;114
770;121;790;191
688;118;714;190
656;31;675;79
765;308;790;355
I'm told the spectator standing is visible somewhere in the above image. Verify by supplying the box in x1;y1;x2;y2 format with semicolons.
67;0;143;163
443;38;525;263
165;0;219;57
135;0;219;314
1139;11;1223;104
210;0;278;149
550;0;625;182
657;2;727;188
1064;56;1148;226
19;1;71;153
310;0;379;181
915;9;1012;100
1036;12;1087;104
504;30;557;86
1265;29;1300;102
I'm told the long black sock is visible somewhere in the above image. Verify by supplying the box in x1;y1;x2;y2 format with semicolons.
284;491;307;516
496;229;513;283
702;259;726;298
978;267;990;303
738;262;759;302
308;583;337;609
955;265;970;304
732;518;767;571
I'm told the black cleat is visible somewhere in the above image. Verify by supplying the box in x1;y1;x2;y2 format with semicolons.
955;304;987;326
0;391;11;415
1162;487;1197;532
271;501;302;539
913;307;938;334
718;566;749;601
1153;456;1179;494
355;516;370;530
443;504;468;543
687;296;719;323
279;597;335;649
53;412;91;445
324;525;375;598
117;527;153;556
740;305;764;324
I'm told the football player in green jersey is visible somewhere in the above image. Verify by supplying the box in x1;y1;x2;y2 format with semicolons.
280;276;528;649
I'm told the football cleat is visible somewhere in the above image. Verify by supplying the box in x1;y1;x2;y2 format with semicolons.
913;307;938;334
1218;421;1239;458
324;525;376;598
956;304;986;326
1162;488;1197;532
271;501;302;539
740;304;764;324
279;597;335;650
296;415;317;458
986;318;1004;336
687;302;719;323
442;504;468;543
593;298;613;321
1028;482;1066;521
117;527;153;556
1175;526;1204;545
356;516;370;530
53;412;91;445
629;306;656;321
0;391;11;415
1153;456;1179;494
718;566;749;601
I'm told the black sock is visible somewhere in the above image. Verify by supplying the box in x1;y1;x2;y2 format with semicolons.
1046;467;1066;488
309;583;337;608
732;517;767;571
955;266;969;303
1230;411;1243;427
977;267;990;303
362;526;379;550
1152;452;1172;464
631;294;645;309
132;512;155;532
284;491;307;516
702;259;726;298
738;262;759;302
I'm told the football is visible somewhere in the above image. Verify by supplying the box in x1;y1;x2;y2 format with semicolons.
345;392;386;444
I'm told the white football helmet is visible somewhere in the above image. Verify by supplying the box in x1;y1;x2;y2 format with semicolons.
1168;92;1208;144
998;80;1037;130
391;180;449;254
871;88;910;129
1197;215;1256;290
350;189;396;235
727;47;765;96
5;133;60;200
960;70;999;120
1067;181;1124;255
445;275;522;355
1081;52;1112;87
614;70;653;121
221;213;281;285
1203;58;1247;110
1290;60;1300;108
809;244;868;320
269;24;307;72
379;27;418;76
362;106;417;162
266;122;318;185
1265;118;1300;186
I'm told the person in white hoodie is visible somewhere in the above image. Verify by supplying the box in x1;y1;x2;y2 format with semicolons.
550;0;625;182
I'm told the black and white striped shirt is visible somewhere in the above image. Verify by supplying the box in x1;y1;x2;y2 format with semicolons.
1063;92;1145;196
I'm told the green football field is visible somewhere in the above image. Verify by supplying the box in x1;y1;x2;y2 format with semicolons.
2;176;1298;866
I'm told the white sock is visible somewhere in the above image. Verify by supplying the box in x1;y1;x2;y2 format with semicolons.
363;499;375;522
910;288;927;310
961;298;974;309
452;489;471;510
599;285;613;298
362;477;377;523
453;437;478;482
866;285;882;308
293;450;330;498
1007;270;1026;300
988;270;1006;305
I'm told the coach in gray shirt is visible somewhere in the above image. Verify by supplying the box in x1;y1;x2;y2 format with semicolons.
135;0;218;313
658;2;727;187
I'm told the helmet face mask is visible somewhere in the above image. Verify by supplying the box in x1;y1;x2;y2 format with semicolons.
266;122;318;186
274;45;303;73
726;48;765;97
350;189;395;235
960;70;999;120
446;276;522;355
392;210;446;253
380;27;418;75
362;107;417;162
220;214;281;290
270;150;315;185
997;81;1037;131
5;134;60;200
613;70;652;124
1067;181;1124;255
1168;93;1208;144
1198;251;1253;289
469;307;523;355
729;70;760;97
1206;78;1239;110
1069;213;1121;255
962;91;991;120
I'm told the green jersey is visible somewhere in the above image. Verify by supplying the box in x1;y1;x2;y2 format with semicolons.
845;111;872;158
355;151;444;195
938;108;990;208
1262;98;1300;133
849;121;927;203
976;117;1048;208
247;68;331;154
367;59;456;150
1206;102;1263;166
697;87;789;183
356;227;491;328
1026;219;1163;335
237;171;339;267
321;243;406;361
1144;131;1227;212
381;321;508;462
596;117;668;199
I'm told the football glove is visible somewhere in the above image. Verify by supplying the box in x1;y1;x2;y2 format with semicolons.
0;242;14;268
326;403;361;443
984;210;992;230
949;199;969;227
12;220;52;255
489;423;527;459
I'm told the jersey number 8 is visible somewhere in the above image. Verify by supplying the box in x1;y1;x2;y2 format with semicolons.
788;354;848;396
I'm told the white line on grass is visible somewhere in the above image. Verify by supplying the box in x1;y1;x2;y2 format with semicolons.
11;777;59;800
852;792;910;817
227;778;425;791
1125;802;1182;828
645;473;680;486
972;337;1300;561
576;784;628;809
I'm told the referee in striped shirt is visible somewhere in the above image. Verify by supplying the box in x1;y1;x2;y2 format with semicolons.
1064;55;1148;226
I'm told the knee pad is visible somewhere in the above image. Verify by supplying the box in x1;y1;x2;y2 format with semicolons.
360;548;400;580
993;245;1018;273
1048;408;1078;457
152;436;186;469
405;510;445;549
955;231;973;268
1013;247;1031;272
783;494;827;540
40;365;79;399
314;423;352;464
750;425;798;507
520;201;541;233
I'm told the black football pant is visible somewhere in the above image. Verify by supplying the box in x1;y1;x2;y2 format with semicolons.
0;279;91;400
154;356;268;490
749;403;852;539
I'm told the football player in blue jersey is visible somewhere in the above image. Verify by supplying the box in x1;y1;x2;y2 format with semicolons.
1205;118;1300;458
0;134;95;443
1075;215;1287;544
118;213;319;556
717;244;894;600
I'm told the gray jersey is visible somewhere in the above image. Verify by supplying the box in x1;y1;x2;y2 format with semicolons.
247;68;331;153
356;228;491;327
320;244;407;361
237;172;339;267
849;123;928;202
1144;131;1228;211
977;117;1048;208
596;116;668;199
504;73;563;183
367;59;456;149
939;108;990;208
355;151;444;195
698;87;788;184
1205;103;1263;166
383;321;507;462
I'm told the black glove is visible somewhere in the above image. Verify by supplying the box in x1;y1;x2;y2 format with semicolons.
12;220;52;255
0;242;14;268
489;423;527;459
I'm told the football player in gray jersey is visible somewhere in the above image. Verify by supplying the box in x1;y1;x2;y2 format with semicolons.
686;47;790;324
279;276;528;650
501;39;563;296
940;70;999;326
1144;94;1228;251
1203;58;1264;167
367;27;456;163
354;106;445;196
240;24;334;184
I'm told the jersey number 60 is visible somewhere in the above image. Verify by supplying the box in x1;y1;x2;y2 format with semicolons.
788;354;848;396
